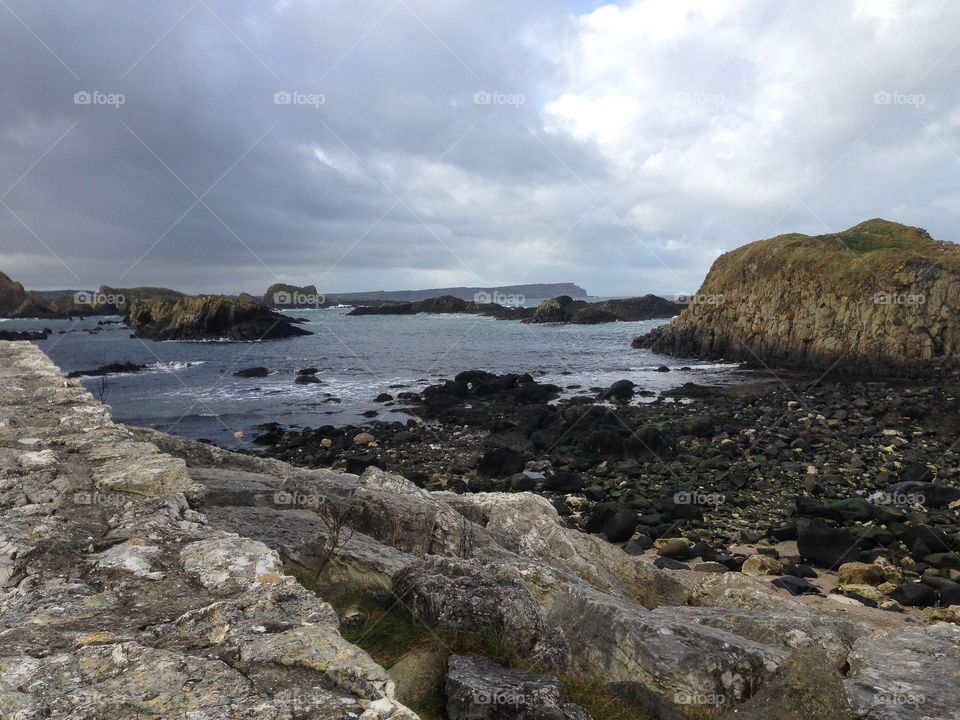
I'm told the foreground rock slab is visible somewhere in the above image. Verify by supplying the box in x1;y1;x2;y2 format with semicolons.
0;341;415;720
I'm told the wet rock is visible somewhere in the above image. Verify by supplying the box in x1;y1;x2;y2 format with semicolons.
600;379;636;403
888;582;937;607
584;503;638;543
294;374;322;384
772;576;822;597
797;522;867;569
234;366;269;378
67;361;147;378
477;446;527;478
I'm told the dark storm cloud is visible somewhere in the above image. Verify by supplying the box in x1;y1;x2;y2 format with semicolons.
1;0;959;296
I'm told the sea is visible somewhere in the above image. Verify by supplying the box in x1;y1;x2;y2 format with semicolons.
3;307;748;449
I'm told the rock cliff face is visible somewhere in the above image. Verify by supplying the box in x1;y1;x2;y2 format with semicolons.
128;294;312;341
635;219;960;376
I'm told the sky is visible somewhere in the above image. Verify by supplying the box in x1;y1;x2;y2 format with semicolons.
1;0;959;297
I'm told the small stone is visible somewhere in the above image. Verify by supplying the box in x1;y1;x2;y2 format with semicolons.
741;555;783;577
655;537;694;560
353;432;376;446
837;562;886;587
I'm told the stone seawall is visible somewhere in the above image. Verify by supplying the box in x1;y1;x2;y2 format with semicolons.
0;340;417;719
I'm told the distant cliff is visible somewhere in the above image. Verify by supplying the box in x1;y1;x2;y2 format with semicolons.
635;219;960;376
327;282;587;304
128;294;312;341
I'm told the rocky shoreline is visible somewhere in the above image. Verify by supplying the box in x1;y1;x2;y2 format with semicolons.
251;369;960;613
4;341;960;719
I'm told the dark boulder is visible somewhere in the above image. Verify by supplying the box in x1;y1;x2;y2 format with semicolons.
584;503;638;542
477;446;527;478
797;522;867;569
233;366;269;378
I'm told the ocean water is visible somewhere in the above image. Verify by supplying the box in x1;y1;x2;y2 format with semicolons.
5;309;747;448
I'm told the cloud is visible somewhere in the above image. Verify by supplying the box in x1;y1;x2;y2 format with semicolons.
0;0;958;296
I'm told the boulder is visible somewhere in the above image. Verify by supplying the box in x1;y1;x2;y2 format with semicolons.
845;623;960;719
445;655;590;720
234;366;269;378
837;562;887;587
741;555;784;576
797;522;866;569
477;446;527;478
548;584;785;708
584;503;638;542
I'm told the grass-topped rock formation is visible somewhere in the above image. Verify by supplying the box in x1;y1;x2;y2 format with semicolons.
636;219;960;375
128;294;312;341
0;271;54;318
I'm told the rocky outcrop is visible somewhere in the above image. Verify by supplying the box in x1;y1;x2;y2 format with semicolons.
263;283;322;308
0;271;52;318
635;219;960;376
527;294;682;324
0;340;416;719
127;294;312;341
346;294;682;323
347;294;528;319
328;283;588;304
